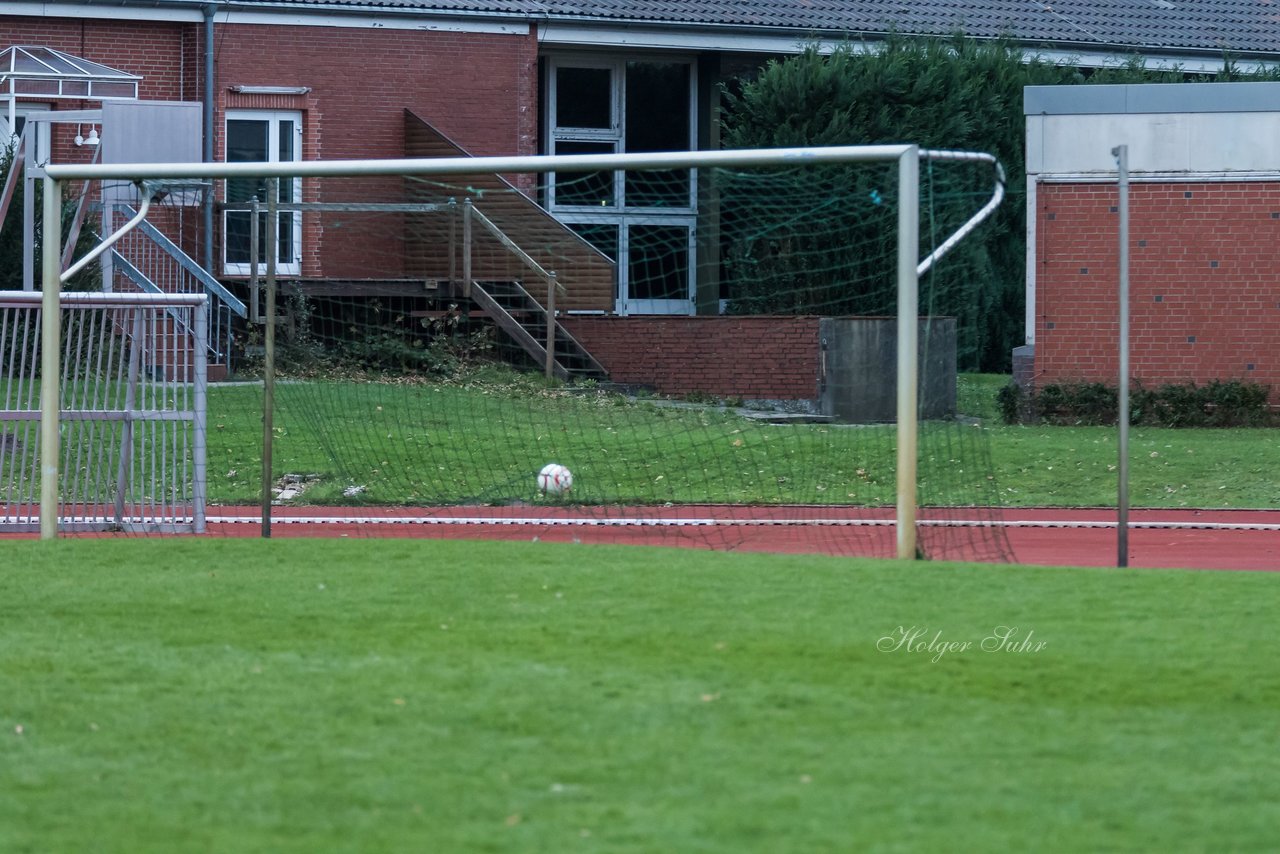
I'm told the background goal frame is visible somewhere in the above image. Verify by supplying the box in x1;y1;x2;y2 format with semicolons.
41;144;1004;556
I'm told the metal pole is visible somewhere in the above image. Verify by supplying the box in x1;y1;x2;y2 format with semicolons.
249;196;260;324
462;198;473;300
114;310;144;527
545;272;557;380
39;176;61;539
261;179;277;538
23;160;34;290
448;197;457;289
1113;145;1130;567
895;147;920;560
202;2;216;273
193;298;208;534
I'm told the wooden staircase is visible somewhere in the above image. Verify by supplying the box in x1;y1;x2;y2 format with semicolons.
469;280;608;383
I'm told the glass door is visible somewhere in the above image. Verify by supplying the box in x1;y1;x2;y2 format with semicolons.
622;222;694;315
223;111;302;276
546;56;697;315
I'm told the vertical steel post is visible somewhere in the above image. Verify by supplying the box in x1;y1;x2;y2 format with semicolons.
193;298;208;534
545;272;557;380
23;147;35;291
249;195;260;324
114;309;144;526
895;147;920;560
39;176;61;539
462;198;473;300
1113;145;1131;568
448;197;457;289
203;2;217;273
261;179;278;538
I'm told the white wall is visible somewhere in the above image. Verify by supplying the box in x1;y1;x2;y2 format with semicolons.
1027;111;1280;177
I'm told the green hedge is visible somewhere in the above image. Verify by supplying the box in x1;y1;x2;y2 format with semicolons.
998;380;1274;427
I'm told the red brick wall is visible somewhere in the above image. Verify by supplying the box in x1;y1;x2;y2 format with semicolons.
212;23;536;280
1036;181;1280;394
0;17;537;159
2;15;538;278
0;19;190;157
562;317;821;400
210;23;536;162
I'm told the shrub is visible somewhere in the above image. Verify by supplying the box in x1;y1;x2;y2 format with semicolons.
1003;379;1273;427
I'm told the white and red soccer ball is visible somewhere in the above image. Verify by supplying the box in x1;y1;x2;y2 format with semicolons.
537;463;573;496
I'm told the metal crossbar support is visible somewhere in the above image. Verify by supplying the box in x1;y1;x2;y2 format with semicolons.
222;202;447;213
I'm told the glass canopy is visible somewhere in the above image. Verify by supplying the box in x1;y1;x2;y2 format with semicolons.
0;45;140;101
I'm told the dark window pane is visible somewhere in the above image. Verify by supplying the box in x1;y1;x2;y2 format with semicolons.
226;120;269;204
224;210;254;264
625;62;689;152
278;120;295;162
554;140;615;207
556;67;612;129
625;62;691;207
629;224;688;301
277;211;295;263
568;223;618;262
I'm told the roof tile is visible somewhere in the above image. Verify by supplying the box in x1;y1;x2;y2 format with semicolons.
232;1;1280;55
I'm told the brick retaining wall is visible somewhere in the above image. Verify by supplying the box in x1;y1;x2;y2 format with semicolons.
562;316;821;400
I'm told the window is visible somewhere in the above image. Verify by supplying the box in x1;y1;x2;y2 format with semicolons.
546;56;696;314
223;110;302;276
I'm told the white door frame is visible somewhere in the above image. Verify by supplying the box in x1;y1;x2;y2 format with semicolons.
222;109;303;276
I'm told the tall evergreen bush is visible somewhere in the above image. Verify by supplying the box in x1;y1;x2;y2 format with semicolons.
720;38;1279;371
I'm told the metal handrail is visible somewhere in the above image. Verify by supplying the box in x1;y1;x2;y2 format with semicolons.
122;205;246;317
110;250;232;365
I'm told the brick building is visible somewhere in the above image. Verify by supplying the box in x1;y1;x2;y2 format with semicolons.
3;2;1280;402
1024;82;1280;397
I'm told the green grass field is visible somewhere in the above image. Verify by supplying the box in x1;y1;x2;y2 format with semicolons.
196;370;1280;509
2;538;1277;852
4;368;1276;509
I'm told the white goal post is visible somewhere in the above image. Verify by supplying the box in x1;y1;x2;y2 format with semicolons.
41;144;1004;555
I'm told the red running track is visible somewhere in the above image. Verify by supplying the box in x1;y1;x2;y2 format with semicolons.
207;505;1280;571
5;505;1278;571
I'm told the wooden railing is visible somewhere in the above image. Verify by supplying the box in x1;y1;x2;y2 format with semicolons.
461;198;566;379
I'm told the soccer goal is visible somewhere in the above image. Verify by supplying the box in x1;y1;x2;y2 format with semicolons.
1;291;207;534
38;144;1006;559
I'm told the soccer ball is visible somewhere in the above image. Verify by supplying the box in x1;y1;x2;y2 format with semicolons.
537;463;573;496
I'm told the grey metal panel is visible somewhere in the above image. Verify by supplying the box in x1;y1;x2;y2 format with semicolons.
102;100;202;165
1025;84;1129;116
1127;81;1280;114
1027;82;1280;116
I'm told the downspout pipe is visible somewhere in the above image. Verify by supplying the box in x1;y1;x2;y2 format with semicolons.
203;3;216;272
